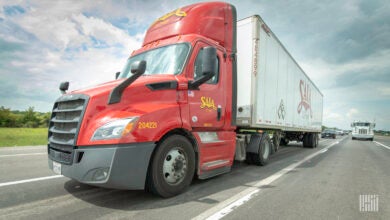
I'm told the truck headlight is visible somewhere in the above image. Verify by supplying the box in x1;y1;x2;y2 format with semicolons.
91;117;138;140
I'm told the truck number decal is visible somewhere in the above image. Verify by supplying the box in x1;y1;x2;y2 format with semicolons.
138;122;158;129
200;96;217;111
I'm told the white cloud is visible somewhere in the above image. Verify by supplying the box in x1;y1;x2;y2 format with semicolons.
301;49;390;89
346;108;359;119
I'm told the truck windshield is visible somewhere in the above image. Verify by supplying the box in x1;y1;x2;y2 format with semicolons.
355;123;370;126
119;43;190;78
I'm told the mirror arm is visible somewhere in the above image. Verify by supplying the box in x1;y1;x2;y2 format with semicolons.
188;73;214;90
108;61;146;104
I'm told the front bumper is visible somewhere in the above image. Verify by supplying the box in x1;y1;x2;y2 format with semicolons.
352;133;373;139
48;142;155;190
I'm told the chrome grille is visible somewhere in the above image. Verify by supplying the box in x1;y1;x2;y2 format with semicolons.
48;95;88;164
359;129;368;134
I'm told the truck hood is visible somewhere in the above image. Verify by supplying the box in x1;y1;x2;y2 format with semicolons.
69;74;184;145
70;75;179;98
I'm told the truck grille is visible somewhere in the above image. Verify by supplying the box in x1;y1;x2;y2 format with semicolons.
48;94;89;164
359;129;368;134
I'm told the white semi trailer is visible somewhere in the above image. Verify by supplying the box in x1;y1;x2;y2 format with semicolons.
236;16;323;149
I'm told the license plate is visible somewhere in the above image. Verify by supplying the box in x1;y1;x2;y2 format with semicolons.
53;161;62;175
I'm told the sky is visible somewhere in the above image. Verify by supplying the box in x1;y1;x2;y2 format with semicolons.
0;0;389;130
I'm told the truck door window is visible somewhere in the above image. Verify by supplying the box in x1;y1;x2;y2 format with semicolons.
194;48;219;84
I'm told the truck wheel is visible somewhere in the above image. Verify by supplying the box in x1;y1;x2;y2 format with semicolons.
251;133;271;166
147;135;195;198
303;133;316;148
245;153;254;164
313;133;319;148
303;134;309;148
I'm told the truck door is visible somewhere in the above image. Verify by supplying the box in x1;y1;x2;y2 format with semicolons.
188;43;226;129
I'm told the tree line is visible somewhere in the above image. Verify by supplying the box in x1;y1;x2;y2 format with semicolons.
0;106;51;128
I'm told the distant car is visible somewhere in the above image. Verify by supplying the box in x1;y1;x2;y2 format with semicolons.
321;129;336;139
336;130;343;136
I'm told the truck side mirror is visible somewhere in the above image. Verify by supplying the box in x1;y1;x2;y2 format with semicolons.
115;72;120;79
131;60;147;75
108;60;147;104
189;47;217;89
59;81;69;94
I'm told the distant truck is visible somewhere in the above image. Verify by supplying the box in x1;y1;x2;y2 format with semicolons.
351;121;375;141
48;2;323;197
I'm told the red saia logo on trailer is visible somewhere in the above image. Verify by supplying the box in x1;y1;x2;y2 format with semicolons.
297;80;312;118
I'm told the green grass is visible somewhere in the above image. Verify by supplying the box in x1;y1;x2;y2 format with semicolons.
0;128;48;147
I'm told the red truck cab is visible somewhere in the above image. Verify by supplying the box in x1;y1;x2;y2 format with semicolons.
48;2;238;197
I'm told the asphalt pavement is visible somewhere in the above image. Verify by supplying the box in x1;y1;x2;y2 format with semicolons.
0;135;389;219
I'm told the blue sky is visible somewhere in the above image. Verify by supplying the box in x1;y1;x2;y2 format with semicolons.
0;0;389;130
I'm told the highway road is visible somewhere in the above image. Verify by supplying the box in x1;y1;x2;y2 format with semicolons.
0;135;389;219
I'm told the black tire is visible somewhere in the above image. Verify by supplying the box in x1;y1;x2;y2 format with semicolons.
302;134;309;148
303;133;317;148
312;133;318;148
245;153;254;164
352;137;355;140
147;135;195;198
251;134;271;166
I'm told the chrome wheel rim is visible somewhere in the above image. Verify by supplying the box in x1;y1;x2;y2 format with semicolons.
163;148;187;185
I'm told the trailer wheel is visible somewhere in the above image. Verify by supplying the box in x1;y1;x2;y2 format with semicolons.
313;133;319;148
147;135;195;198
252;133;271;166
303;133;317;148
303;134;309;148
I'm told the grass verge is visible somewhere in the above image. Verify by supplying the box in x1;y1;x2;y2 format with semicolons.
0;128;48;147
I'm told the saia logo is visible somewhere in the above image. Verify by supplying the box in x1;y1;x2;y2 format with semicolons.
297;80;312;118
152;8;187;25
200;96;217;111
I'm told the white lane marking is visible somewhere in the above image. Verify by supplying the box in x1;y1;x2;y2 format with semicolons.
193;140;341;220
374;141;390;150
0;153;46;158
0;146;46;151
206;189;260;220
319;148;328;153
0;175;63;187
